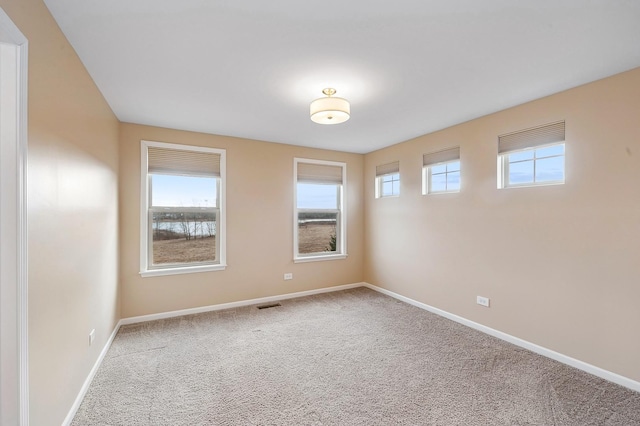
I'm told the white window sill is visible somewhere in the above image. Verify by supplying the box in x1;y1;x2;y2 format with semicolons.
294;254;348;264
501;180;565;189
425;190;460;195
140;263;226;277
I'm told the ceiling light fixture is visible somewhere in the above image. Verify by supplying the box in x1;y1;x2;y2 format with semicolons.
310;88;350;125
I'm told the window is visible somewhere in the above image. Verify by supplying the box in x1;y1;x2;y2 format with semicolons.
140;140;226;277
294;158;346;262
375;161;400;198
422;147;461;194
498;121;565;188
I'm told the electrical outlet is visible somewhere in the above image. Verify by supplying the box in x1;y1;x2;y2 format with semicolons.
89;329;96;346
284;273;293;280
476;296;490;307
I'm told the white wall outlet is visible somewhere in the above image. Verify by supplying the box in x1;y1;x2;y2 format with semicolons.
89;329;95;346
284;273;293;280
476;296;490;307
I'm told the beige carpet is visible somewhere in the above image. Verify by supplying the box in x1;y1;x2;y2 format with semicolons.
72;288;640;425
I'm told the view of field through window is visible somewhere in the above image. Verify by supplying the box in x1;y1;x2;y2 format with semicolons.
298;212;337;254
150;173;218;266
152;212;216;264
297;182;339;255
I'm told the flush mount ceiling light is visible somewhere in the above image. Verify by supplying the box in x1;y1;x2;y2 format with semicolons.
310;88;350;125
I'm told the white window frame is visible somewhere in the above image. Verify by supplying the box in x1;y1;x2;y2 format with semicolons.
375;172;400;198
497;121;565;189
422;160;462;195
140;140;226;277
422;147;461;195
294;158;347;263
375;161;400;199
498;143;565;189
422;160;461;194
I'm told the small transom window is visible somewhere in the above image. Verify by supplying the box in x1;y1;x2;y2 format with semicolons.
422;147;461;194
498;121;566;188
375;161;400;198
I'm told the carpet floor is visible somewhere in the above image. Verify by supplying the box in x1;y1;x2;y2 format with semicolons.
71;287;640;425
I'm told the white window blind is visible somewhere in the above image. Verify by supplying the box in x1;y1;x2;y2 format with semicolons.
376;161;400;176
297;162;343;184
498;121;565;154
423;147;460;166
148;146;221;177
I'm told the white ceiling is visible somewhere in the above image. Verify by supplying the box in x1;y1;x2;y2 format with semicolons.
43;0;640;154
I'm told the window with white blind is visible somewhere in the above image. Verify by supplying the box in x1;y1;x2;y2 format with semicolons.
422;147;461;194
294;158;347;262
498;121;565;188
140;140;226;277
375;161;400;198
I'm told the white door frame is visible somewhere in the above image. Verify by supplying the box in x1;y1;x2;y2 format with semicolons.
0;6;29;425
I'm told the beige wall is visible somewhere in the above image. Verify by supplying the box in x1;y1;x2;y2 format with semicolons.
0;0;120;424
2;0;638;420
364;67;640;382
119;123;364;317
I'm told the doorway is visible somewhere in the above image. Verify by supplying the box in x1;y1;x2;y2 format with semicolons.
0;7;28;425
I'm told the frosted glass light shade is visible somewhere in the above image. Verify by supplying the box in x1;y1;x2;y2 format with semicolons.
310;96;350;124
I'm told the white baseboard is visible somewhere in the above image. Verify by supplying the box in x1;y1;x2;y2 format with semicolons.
120;282;364;325
62;320;123;426
363;282;640;393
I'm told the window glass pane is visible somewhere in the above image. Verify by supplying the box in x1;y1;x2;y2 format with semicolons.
431;164;447;174
447;171;461;191
151;175;217;207
536;144;565;158
509;159;534;185
382;180;394;196
152;211;216;265
297;183;338;209
535;156;565;182
446;161;460;172
508;150;534;162
378;173;399;197
430;173;447;192
297;211;337;254
391;180;400;195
